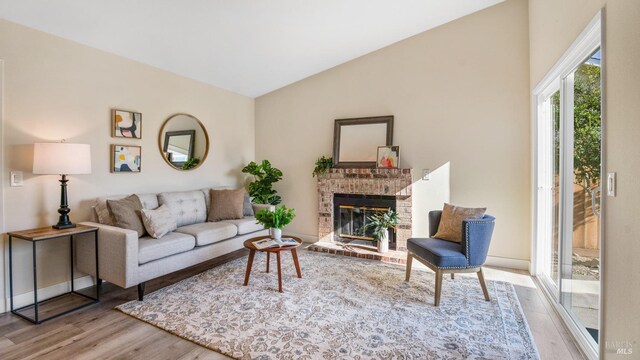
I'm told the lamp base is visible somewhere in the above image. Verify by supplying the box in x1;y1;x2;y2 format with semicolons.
53;223;76;230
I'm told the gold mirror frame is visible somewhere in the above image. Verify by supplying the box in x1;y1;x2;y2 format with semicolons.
158;113;210;171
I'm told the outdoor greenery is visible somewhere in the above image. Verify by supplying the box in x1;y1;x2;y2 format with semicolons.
255;206;296;229
360;209;398;241
242;160;283;205
312;156;333;177
552;61;601;195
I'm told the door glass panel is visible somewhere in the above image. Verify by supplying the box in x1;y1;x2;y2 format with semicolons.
551;90;561;288
563;48;601;344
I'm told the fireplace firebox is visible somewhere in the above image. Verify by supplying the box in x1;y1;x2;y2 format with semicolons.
333;194;396;249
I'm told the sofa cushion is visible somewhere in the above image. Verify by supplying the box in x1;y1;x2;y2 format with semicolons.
158;191;207;227
208;188;244;221
140;204;178;239
407;238;467;269
175;222;238;246
434;203;486;243
107;195;146;237
220;217;263;235
138;232;196;264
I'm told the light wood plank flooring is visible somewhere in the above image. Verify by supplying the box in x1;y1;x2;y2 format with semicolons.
0;249;585;359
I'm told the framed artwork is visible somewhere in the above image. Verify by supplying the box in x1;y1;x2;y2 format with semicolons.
111;145;141;173
112;109;142;139
376;146;399;168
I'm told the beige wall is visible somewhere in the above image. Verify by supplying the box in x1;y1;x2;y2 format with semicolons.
529;0;640;356
256;0;531;261
0;20;255;303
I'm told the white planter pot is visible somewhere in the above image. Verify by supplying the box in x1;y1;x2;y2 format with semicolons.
270;228;282;240
377;230;389;253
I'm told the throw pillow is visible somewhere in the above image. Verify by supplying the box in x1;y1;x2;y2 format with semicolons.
140;204;177;239
209;188;245;222
94;202;115;226
107;195;147;237
434;203;486;243
243;191;254;217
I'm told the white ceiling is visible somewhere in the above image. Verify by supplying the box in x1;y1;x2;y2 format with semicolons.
0;0;503;97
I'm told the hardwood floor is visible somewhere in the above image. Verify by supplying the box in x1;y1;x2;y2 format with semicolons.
0;249;585;359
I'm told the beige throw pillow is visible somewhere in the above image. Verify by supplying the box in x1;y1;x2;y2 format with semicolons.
94;202;115;226
140;204;177;239
209;188;245;221
107;195;146;237
434;203;486;243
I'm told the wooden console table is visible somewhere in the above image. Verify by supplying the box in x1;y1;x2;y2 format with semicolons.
8;224;99;324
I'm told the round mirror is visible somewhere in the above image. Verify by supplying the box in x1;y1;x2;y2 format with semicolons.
158;113;209;171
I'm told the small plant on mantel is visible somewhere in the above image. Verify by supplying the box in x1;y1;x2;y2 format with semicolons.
312;156;333;177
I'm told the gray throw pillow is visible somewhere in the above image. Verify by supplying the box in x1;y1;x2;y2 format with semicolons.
140;204;177;239
243;191;254;217
107;195;146;237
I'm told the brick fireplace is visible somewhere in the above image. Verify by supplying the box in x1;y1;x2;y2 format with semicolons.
317;168;412;250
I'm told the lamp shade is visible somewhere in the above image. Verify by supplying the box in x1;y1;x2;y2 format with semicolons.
33;143;92;175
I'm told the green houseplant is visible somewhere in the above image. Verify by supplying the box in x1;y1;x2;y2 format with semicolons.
181;157;200;170
361;209;398;253
255;205;296;240
312;156;333;177
242;160;283;205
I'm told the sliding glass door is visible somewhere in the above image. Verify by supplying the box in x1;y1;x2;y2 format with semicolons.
534;16;602;358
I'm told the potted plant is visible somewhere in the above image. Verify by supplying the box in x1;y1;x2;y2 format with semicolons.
312;156;333;177
242;160;283;205
361;209;398;253
255;205;296;240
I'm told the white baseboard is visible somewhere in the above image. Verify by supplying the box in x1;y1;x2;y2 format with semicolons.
2;275;95;312
485;256;530;272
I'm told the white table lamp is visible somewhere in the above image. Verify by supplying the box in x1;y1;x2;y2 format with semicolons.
33;142;92;229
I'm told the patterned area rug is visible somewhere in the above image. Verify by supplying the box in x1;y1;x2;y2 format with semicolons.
117;250;539;359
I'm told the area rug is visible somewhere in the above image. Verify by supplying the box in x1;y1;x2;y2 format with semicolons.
117;251;539;359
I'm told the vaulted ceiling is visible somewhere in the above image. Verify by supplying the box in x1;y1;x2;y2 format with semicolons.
0;0;504;97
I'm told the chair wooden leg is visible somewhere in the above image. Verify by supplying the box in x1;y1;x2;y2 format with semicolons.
477;268;490;301
405;253;413;282
451;273;455;280
434;269;443;306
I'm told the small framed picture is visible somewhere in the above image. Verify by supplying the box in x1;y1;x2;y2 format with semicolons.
377;146;399;168
112;109;142;139
111;145;141;173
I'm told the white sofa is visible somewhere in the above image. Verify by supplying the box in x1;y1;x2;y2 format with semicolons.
76;189;272;300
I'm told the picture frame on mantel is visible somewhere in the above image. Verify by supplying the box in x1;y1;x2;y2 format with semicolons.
377;146;400;168
333;115;393;168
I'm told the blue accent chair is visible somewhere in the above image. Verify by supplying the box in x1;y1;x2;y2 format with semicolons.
405;210;495;306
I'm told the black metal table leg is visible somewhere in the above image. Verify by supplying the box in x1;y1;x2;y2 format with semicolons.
9;235;13;313
32;241;39;324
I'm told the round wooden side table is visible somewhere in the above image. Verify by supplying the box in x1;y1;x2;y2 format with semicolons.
243;235;302;293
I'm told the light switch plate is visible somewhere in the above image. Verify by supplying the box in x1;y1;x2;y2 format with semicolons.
10;171;23;187
607;172;616;197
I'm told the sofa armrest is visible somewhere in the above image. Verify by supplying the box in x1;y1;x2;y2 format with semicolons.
252;203;275;213
76;221;140;289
